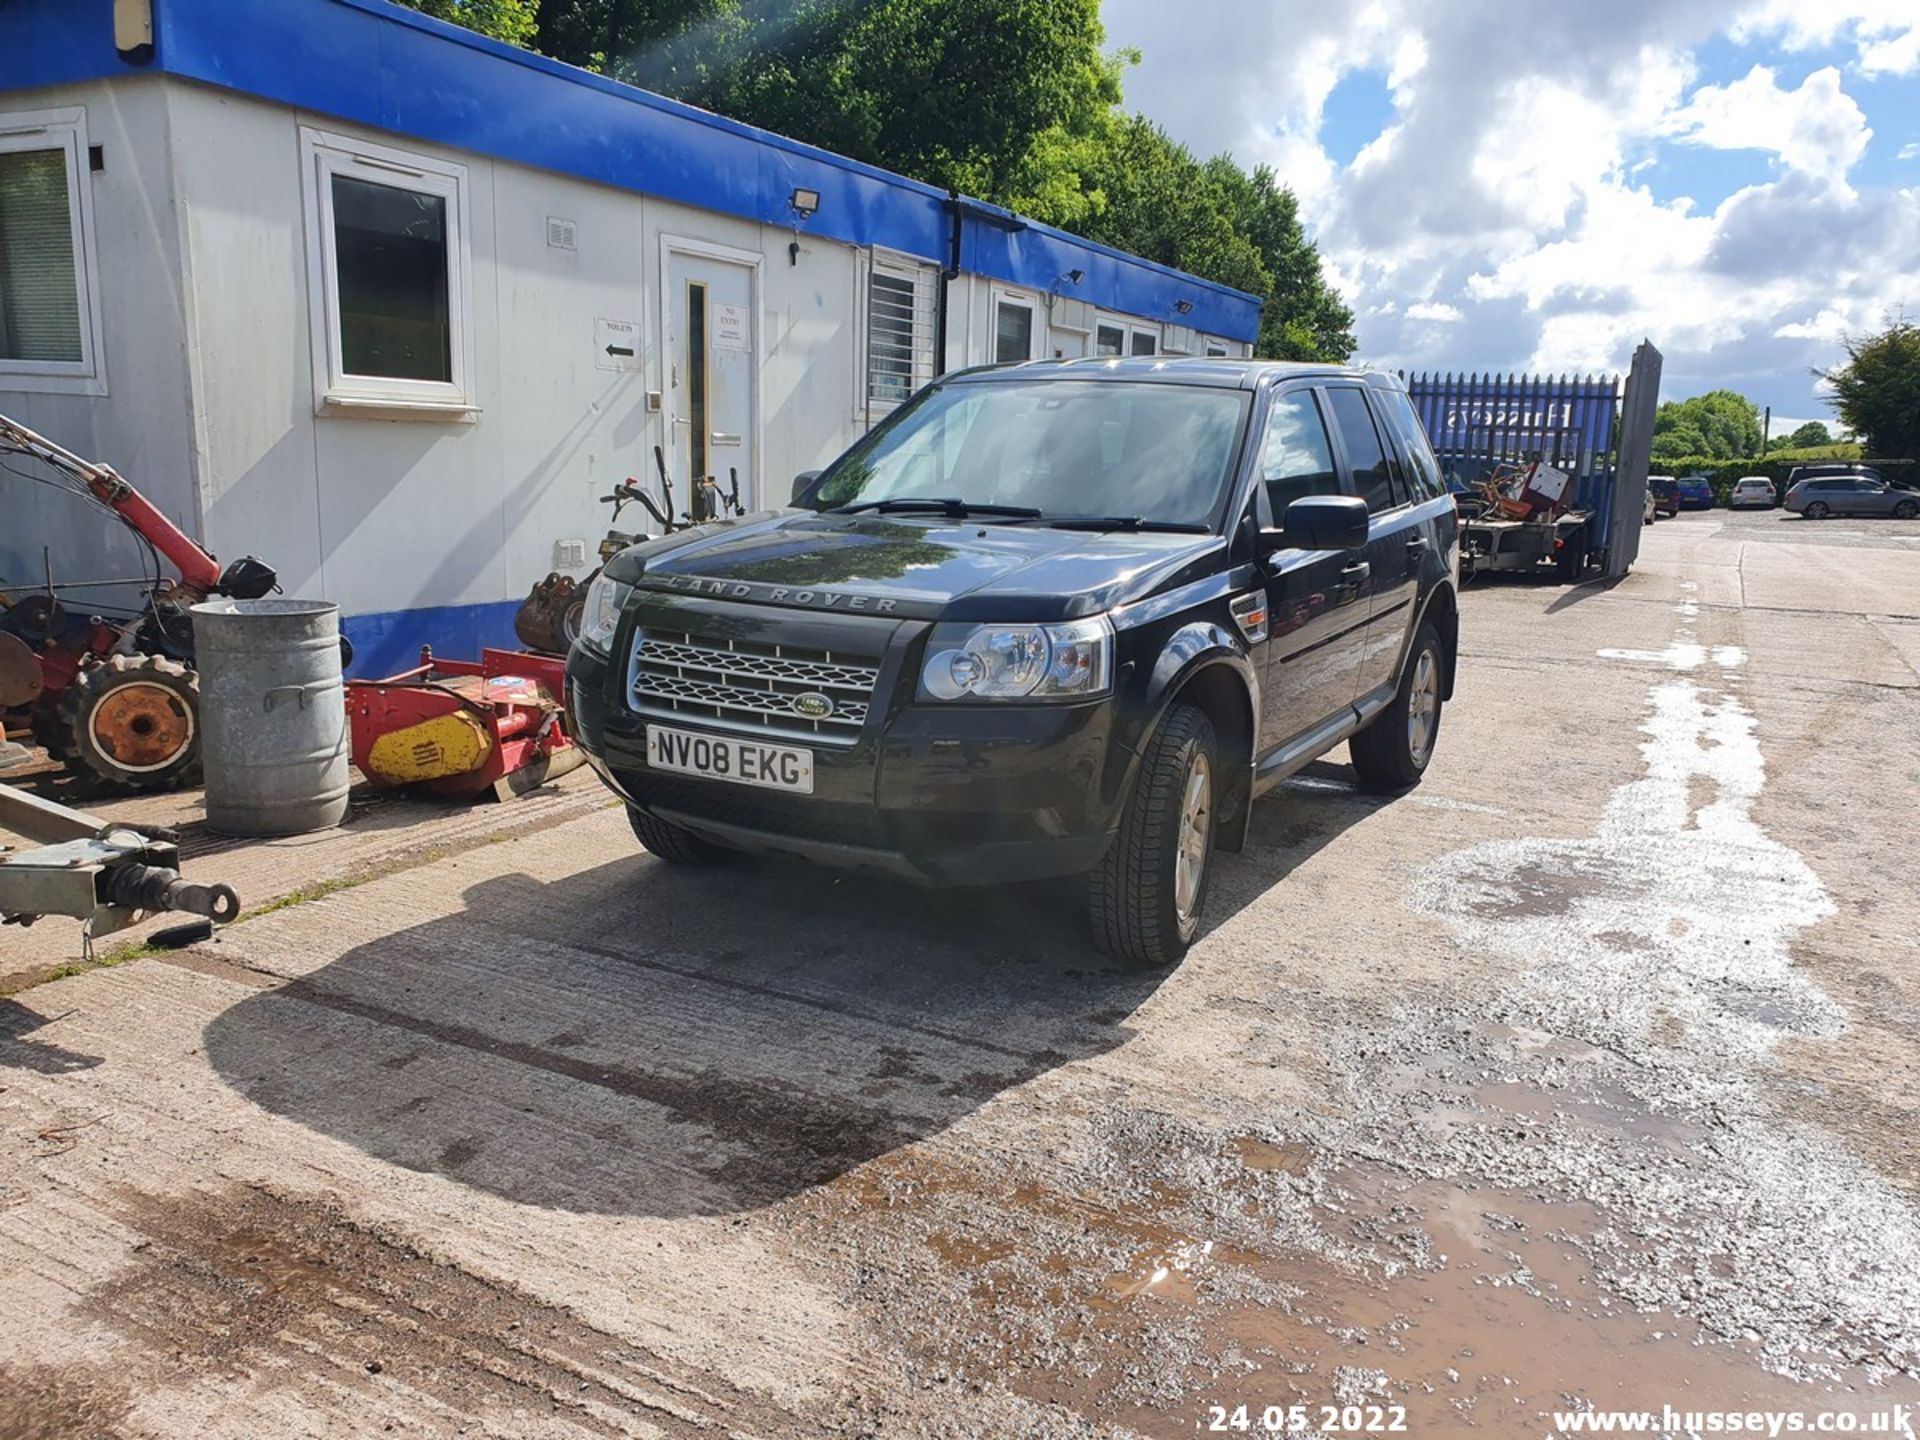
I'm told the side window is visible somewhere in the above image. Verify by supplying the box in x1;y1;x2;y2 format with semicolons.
994;296;1035;364
1326;386;1395;512
0;107;103;392
301;127;472;412
1363;391;1414;506
1262;391;1340;517
1377;389;1443;501
865;257;937;419
1095;322;1125;357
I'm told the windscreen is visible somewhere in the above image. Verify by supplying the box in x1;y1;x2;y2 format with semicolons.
812;380;1249;527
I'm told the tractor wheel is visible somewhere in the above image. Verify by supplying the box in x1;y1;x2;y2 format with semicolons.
57;654;203;792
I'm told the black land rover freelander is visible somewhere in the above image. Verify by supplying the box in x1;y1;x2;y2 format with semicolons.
567;359;1460;967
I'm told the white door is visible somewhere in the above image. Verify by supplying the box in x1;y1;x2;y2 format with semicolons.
663;243;758;513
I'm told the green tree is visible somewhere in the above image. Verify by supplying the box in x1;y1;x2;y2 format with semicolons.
1067;119;1354;360
532;0;1120;207
1768;421;1831;452
1824;319;1920;460
1204;157;1355;361
1650;390;1763;461
394;0;539;46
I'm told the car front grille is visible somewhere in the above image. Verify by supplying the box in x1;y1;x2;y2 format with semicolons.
629;629;881;746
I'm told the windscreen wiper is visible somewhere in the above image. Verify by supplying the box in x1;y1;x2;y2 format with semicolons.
1040;515;1212;533
829;497;1043;519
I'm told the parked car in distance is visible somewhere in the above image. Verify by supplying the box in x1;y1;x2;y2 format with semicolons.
1647;476;1680;517
1786;463;1882;490
1785;474;1920;520
1729;476;1777;509
1674;475;1715;509
567;359;1463;968
1643;484;1658;525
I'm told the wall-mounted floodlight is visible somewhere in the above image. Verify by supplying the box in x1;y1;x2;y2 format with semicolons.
790;187;821;218
1066;268;1085;285
1174;299;1194;315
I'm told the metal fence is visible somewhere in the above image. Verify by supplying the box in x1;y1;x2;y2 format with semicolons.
1400;366;1649;557
1399;371;1622;485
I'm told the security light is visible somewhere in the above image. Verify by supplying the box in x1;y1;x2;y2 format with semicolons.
790;187;821;218
1174;299;1194;315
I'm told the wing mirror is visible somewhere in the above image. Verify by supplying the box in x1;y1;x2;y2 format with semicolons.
1263;495;1370;555
790;470;822;505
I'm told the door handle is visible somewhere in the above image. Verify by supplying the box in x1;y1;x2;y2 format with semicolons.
1339;560;1371;583
1405;536;1429;555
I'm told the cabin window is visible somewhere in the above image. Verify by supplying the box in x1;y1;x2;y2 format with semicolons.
300;128;473;415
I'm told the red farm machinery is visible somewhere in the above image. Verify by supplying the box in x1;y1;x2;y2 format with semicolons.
1;413;282;791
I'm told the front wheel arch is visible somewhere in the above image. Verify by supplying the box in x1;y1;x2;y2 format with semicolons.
1118;639;1257;855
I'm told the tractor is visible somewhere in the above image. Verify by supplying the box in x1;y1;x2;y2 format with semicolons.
1;413;281;792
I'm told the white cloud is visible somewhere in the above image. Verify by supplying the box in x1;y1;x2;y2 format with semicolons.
1731;1;1920;75
1773;307;1853;340
1101;0;1915;412
1662;65;1871;178
1900;141;1920;161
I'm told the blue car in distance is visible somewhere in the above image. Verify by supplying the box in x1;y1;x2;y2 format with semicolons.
1675;474;1716;509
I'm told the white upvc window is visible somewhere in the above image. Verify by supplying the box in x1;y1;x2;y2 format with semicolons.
0;107;105;395
992;289;1038;365
863;250;937;423
1093;313;1159;358
299;127;475;417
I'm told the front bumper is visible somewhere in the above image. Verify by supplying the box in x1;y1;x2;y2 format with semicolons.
567;640;1121;885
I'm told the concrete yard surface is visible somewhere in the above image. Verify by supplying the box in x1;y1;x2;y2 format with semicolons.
2;509;1918;1437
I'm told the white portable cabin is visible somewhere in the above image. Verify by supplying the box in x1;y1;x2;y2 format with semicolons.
0;0;1263;674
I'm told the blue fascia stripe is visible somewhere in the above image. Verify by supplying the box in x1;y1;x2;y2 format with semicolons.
339;598;524;680
0;0;1262;340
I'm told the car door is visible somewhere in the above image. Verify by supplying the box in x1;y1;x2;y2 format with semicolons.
1856;479;1896;515
1322;384;1420;703
1250;385;1370;753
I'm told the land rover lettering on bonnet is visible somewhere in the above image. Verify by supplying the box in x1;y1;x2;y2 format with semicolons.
568;358;1461;967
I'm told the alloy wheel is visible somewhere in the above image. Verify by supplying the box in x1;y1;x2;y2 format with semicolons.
1173;751;1212;923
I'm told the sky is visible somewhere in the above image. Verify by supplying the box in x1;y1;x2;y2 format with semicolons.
1101;0;1920;430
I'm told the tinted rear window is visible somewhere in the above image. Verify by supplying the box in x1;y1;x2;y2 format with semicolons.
1326;387;1395;512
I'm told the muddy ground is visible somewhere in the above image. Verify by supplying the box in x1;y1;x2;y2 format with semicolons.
2;508;1917;1438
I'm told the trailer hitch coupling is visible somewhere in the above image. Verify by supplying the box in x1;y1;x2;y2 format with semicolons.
99;863;241;924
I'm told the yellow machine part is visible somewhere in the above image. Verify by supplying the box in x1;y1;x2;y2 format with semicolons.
365;709;495;786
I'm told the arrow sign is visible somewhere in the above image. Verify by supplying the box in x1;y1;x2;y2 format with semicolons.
595;317;642;370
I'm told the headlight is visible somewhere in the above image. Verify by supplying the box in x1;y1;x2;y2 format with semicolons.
919;616;1113;701
578;573;632;652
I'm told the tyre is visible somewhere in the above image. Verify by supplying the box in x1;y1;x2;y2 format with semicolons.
1350;622;1444;795
56;654;202;791
1087;703;1218;970
1894;499;1918;520
29;701;74;761
625;803;730;865
1803;501;1830;520
560;594;586;649
1554;529;1588;583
